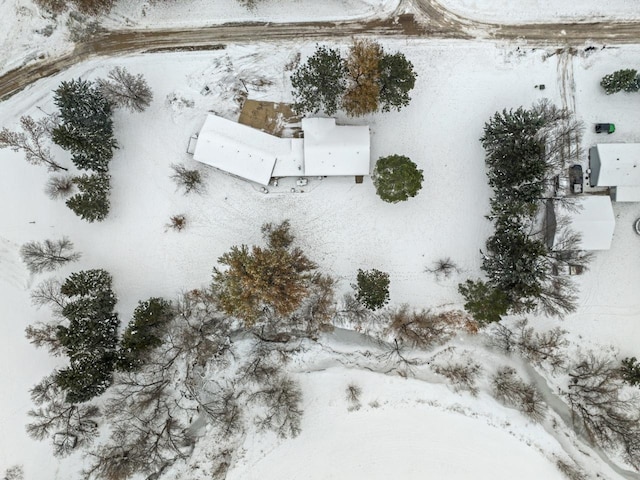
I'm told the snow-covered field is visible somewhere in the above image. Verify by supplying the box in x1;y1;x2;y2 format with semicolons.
2;1;640;479
438;0;640;23
2;38;640;479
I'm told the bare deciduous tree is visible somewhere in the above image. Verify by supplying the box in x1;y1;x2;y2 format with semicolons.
45;175;75;200
433;360;482;396
492;366;546;422
425;257;460;280
30;277;67;315
250;375;303;438
20;238;81;274
97;67;153;113
170;164;206;195
386;305;461;349
2;465;24;480
555;459;587;480
566;353;640;468
26;378;100;457
0;116;66;171
488;319;567;371
166;214;187;232
345;383;362;411
25;322;64;356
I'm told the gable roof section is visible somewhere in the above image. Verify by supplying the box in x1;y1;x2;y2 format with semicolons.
302;118;370;177
555;196;615;250
594;143;640;186
193;114;300;186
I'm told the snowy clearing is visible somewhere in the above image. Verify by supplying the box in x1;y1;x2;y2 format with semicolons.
1;16;640;480
437;0;640;23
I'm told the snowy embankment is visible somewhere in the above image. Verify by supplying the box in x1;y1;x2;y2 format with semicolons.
1;38;640;479
0;0;398;77
437;0;640;23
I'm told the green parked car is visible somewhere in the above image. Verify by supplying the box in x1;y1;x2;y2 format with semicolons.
595;123;615;134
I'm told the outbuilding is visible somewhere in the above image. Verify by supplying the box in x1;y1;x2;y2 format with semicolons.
552;195;616;251
589;144;640;201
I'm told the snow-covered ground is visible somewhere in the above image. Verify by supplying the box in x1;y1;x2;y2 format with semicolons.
2;0;640;475
2;38;640;479
437;0;640;23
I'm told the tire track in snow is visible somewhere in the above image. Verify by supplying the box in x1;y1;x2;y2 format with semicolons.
556;47;576;113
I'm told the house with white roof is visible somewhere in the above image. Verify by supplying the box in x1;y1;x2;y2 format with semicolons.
589;144;640;202
192;114;370;186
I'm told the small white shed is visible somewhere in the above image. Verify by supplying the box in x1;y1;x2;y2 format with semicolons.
554;196;616;251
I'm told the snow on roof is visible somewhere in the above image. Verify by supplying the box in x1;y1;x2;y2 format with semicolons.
271;138;304;177
302;117;370;177
193;114;301;186
193;115;371;184
555;196;615;251
613;185;640;202
594;143;640;186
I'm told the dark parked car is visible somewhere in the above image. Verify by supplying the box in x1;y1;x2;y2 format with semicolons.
569;164;583;194
595;123;615;134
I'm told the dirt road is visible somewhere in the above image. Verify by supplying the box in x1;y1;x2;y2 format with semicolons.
1;0;640;101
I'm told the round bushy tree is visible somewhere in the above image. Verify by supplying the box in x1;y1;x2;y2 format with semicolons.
291;45;347;116
354;268;390;311
373;154;424;203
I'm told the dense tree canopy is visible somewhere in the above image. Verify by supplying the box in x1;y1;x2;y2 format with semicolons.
600;68;640;94
52;79;116;173
459;102;586;324
354;268;390;311
291;40;417;117
373;154;424;203
291;45;346;116
55;269;119;403
212;221;317;325
65;174;111;223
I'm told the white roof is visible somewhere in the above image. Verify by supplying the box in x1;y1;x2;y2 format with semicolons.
555;196;615;250
271;139;304;177
595;143;640;186
193;114;301;186
193;114;370;184
613;185;640;202
302;118;370;176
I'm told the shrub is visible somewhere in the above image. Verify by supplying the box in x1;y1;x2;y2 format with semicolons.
354;268;390;311
170;164;205;195
45;175;75;200
373;154;423;203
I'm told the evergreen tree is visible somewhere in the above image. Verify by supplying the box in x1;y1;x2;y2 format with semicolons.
482;221;547;311
378;52;417;113
116;298;173;371
373;154;424;203
600;69;640;94
54;361;115;404
354;268;390;311
52;79;116;172
481;107;547;195
54;269;119;403
65;174;111;222
291;45;347;116
458;279;510;325
212;221;317;325
620;357;640;387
